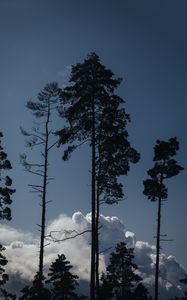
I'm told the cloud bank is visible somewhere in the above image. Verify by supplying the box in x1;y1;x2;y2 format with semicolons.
1;212;186;299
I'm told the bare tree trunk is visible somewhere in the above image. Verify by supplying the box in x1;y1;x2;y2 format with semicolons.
90;100;96;300
95;183;100;300
38;103;50;298
154;169;164;300
154;196;161;300
95;146;102;300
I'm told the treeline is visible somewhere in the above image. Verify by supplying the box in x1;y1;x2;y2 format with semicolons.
0;53;185;300
0;242;153;299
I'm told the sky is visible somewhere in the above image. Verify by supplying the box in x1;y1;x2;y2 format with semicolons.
0;0;186;295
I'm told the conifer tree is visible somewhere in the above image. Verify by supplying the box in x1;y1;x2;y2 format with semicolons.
19;273;51;300
20;83;60;298
0;288;17;299
0;132;15;222
94;101;139;298
99;242;151;300
143;137;184;300
0;132;15;289
57;53;140;300
46;254;79;300
133;283;152;300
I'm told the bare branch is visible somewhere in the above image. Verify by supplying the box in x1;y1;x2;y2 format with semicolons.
28;184;43;188
30;187;43;193
27;163;45;168
27;170;44;177
45;229;91;243
47;140;59;151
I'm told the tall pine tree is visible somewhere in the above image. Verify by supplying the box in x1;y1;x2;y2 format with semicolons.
143;137;183;300
57;53;139;300
46;254;79;300
20;83;60;299
19;273;51;300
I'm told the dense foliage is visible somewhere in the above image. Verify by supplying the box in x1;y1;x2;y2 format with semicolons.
100;242;152;300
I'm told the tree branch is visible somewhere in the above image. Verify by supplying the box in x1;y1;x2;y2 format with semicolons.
45;229;91;243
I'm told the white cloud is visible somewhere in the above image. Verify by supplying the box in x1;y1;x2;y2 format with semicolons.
0;212;186;299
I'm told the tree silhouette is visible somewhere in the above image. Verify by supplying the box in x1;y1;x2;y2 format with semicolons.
0;132;15;222
99;242;151;299
46;254;79;300
20;83;60;298
56;53;140;299
0;288;17;299
19;273;51;300
133;283;152;300
94;95;140;298
143;137;184;300
0;132;15;290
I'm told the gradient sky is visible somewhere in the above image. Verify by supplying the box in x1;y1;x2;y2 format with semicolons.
0;0;186;272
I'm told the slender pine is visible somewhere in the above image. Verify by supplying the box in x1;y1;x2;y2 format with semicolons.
91;98;96;300
20;83;59;299
143;137;184;300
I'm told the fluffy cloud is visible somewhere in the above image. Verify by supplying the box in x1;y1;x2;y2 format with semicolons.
0;212;186;299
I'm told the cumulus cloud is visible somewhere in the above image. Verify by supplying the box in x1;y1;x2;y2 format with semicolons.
0;213;186;299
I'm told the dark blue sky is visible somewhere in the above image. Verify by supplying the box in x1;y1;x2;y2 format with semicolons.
0;0;186;270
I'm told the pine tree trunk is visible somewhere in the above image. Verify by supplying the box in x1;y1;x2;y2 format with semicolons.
95;185;100;299
38;103;50;298
90;99;96;300
95;149;102;300
154;196;161;300
155;168;164;300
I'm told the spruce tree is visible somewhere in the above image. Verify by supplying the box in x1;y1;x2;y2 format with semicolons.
143;137;184;300
0;289;17;299
46;254;79;300
19;273;51;300
0;132;15;289
20;83;60;298
99;242;151;300
57;53;140;299
133;283;152;300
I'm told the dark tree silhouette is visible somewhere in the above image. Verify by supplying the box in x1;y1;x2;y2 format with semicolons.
143;137;184;300
0;132;15;290
46;254;79;300
19;273;51;300
94;94;140;299
0;245;8;287
0;288;16;299
56;53;140;300
20;83;60;298
0;132;15;221
99;242;151;300
133;283;152;300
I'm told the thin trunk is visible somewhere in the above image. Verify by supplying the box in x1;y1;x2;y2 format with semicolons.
154;167;164;300
90;99;96;300
96;143;102;300
95;178;100;299
154;196;161;300
38;103;50;298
